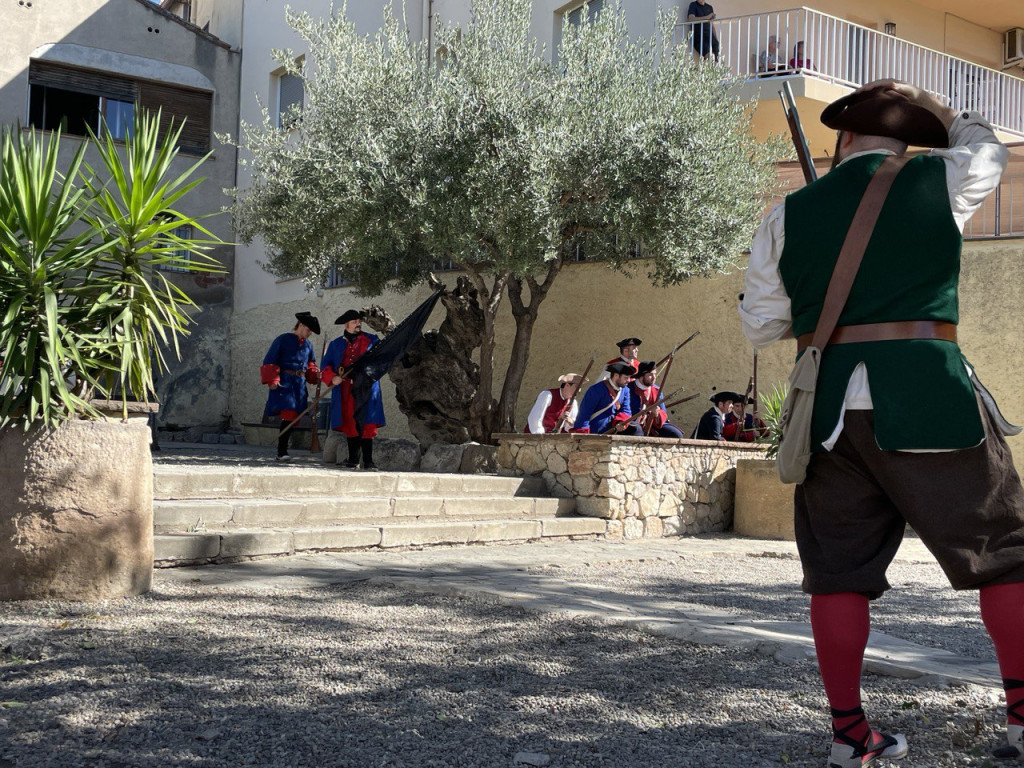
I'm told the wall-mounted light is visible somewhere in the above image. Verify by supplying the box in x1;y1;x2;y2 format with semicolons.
884;22;897;36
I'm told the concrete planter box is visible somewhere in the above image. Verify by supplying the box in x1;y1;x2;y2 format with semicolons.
733;457;795;541
0;402;156;601
495;433;763;539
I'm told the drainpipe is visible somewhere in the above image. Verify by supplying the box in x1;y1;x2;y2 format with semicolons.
425;0;434;65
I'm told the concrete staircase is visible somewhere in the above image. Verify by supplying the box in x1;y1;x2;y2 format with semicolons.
153;462;607;567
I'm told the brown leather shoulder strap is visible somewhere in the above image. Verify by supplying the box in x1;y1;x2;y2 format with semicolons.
809;155;911;351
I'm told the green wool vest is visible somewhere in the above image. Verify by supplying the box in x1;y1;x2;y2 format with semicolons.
779;153;983;451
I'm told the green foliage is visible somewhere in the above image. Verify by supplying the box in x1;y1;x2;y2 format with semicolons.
757;382;788;459
234;0;783;291
0;111;222;429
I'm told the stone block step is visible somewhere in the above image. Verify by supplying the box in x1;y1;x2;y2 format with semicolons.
154;466;547;501
154;496;576;533
154;516;609;566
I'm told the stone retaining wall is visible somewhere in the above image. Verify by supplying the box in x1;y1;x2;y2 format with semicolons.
495;433;765;539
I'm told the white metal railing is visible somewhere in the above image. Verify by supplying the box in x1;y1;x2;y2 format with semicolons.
964;145;1024;238
675;7;1024;138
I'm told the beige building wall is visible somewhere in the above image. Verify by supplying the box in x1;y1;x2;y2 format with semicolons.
0;0;240;431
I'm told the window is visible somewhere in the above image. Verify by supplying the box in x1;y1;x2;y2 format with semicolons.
564;0;605;29
27;61;213;153
275;71;304;129
158;223;194;273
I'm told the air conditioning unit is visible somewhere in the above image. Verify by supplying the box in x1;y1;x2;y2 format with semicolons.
1005;27;1024;65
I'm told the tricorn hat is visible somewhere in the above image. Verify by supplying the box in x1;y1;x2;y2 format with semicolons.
558;372;582;385
616;337;642;349
295;311;320;335
634;361;656;377
710;391;742;405
820;85;949;148
335;309;363;325
605;361;636;376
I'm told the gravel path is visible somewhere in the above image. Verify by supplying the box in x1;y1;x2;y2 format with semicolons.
0;543;1012;768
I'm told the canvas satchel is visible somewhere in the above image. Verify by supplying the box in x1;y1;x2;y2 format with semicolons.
776;155;910;484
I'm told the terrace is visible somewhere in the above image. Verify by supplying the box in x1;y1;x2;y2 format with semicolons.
681;7;1024;238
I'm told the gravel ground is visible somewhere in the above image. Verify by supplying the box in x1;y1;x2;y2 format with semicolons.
0;547;1014;768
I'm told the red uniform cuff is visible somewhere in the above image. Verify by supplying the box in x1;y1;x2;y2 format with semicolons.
260;363;280;386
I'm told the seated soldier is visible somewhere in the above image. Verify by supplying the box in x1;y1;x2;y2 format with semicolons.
723;397;768;442
600;337;641;380
525;373;582;434
628;361;684;438
692;391;741;441
572;362;642;435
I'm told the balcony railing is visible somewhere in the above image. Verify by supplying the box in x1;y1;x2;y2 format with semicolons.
676;7;1024;138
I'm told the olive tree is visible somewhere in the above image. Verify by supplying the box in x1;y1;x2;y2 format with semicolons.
234;0;780;442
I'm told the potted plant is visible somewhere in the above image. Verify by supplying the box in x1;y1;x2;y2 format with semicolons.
733;383;795;541
0;112;220;600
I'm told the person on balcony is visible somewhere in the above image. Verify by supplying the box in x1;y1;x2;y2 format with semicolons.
687;0;720;61
789;40;814;70
740;79;1019;766
260;311;320;462
757;35;786;74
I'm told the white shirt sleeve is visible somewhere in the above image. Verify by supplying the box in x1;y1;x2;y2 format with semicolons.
527;390;553;434
739;202;794;349
931;111;1010;233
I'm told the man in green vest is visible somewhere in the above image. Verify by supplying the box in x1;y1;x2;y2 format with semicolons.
741;79;1024;766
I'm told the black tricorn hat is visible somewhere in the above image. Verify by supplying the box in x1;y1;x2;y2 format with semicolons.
605;361;636;376
710;391;742;405
616;337;642;349
634;361;656;377
820;86;949;148
335;309;363;325
295;311;320;335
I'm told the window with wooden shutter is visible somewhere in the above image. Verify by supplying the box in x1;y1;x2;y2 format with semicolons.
137;82;213;154
28;61;137;139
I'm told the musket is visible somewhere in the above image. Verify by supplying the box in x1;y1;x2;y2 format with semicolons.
779;81;818;186
734;375;754;441
617;386;687;432
554;351;597;433
752;352;760;425
308;334;330;453
279;361;347;441
664;392;701;409
655;331;700;368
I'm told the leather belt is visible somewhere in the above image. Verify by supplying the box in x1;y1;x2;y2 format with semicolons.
281;369;305;377
796;320;957;353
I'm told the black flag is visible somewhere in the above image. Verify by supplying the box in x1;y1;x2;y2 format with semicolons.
348;290;442;430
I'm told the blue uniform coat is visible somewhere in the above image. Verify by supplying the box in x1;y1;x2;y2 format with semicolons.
573;381;631;434
262;332;316;418
322;333;387;429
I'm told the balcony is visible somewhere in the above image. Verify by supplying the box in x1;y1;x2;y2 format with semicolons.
676;7;1024;140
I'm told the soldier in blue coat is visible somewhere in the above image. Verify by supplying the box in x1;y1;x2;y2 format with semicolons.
321;310;386;469
260;311;320;461
571;362;642;435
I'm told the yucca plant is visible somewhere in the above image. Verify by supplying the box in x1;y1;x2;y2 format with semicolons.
0;110;221;429
757;382;789;459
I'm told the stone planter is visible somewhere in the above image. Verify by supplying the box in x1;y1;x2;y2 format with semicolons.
0;402;156;601
733;457;795;541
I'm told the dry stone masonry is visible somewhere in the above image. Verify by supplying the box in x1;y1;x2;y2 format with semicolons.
495;434;765;539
